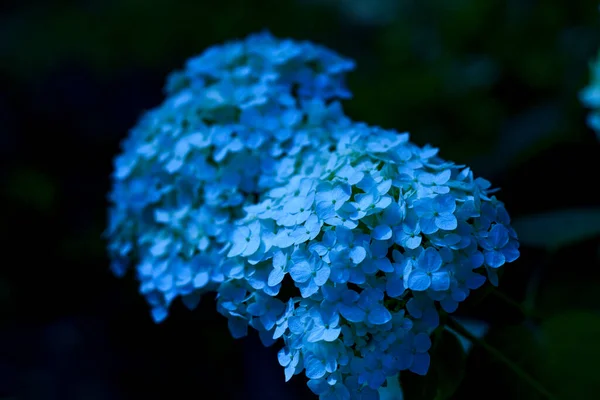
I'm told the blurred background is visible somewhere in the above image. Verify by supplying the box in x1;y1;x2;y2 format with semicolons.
2;0;600;399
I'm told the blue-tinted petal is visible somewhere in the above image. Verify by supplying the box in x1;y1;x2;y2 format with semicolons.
435;214;457;231
322;327;341;342
419;247;442;272
413;333;432;352
349;246;367;264
405;235;422;249
367;305;392;325
268;267;285;286
386;277;405;297
434;193;456;214
407;270;431;291
304;354;327;379
339;304;366;323
419;215;438;235
278;347;292;367
228;317;248;339
410;352;430;375
299;280;319;298
372;224;393;240
431;271;450;291
314;265;331;286
289;261;312;283
151;307;168;323
484;250;505;268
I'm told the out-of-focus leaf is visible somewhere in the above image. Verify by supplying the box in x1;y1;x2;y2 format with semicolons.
537;277;600;315
454;324;545;400
303;0;400;26
460;314;600;400
499;102;565;160
512;208;600;251
540;311;600;400
400;329;466;400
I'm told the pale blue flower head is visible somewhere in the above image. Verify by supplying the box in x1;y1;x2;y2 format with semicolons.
580;49;600;140
107;33;521;399
220;122;519;398
106;32;354;322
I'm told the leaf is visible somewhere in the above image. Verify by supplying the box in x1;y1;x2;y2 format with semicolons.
458;316;600;400
539;311;600;400
512;208;600;251
400;329;466;400
497;102;565;168
537;280;600;315
453;324;545;400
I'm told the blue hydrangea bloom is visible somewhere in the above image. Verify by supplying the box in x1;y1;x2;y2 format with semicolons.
107;32;520;400
106;31;355;322
218;122;519;398
580;50;600;140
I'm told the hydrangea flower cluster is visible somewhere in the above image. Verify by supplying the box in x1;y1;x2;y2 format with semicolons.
106;32;354;322
219;123;519;397
107;32;520;399
580;50;600;140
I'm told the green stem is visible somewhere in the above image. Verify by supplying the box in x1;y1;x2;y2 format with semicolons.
445;317;557;400
491;289;543;320
524;259;545;317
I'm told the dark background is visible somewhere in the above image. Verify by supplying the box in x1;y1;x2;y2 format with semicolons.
2;0;600;399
